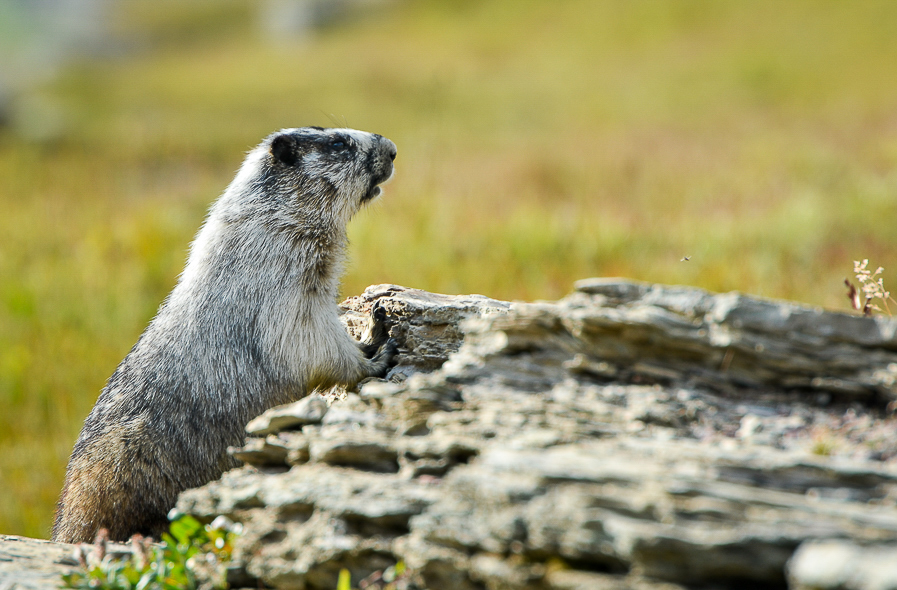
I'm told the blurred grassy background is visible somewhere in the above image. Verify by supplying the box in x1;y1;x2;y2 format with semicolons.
1;0;897;538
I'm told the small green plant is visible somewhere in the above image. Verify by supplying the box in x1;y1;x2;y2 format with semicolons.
61;514;240;590
845;259;896;316
338;568;352;590
811;437;835;457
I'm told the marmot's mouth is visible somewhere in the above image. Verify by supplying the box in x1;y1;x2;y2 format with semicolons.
361;167;393;203
361;185;382;203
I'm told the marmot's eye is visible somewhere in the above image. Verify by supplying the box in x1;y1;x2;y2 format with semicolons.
330;140;348;150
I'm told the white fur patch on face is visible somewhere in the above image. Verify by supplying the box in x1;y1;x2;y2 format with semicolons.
338;128;375;147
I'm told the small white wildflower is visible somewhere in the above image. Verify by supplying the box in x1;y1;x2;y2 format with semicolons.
849;259;895;316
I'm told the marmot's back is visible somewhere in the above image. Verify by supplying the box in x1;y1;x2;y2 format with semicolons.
53;128;398;543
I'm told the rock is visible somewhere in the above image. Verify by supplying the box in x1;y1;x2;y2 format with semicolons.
6;279;897;589
229;434;296;467
0;535;76;589
0;535;134;590
172;280;897;590
787;539;897;590
178;464;441;587
308;430;400;473
340;285;511;375
245;393;329;435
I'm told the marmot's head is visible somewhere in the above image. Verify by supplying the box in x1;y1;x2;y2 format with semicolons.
220;127;397;230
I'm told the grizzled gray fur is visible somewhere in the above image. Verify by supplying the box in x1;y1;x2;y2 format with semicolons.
53;127;398;543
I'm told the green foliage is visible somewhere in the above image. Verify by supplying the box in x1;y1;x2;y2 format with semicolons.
60;515;238;590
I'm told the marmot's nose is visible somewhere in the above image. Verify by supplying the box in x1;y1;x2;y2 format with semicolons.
375;135;397;161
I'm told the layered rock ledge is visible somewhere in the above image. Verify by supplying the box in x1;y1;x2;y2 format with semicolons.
4;279;897;589
187;280;897;590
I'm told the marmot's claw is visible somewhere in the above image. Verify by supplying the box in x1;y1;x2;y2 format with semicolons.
372;301;387;324
373;338;399;371
360;303;393;359
369;301;391;345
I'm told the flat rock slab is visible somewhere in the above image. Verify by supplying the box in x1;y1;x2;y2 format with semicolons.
0;535;80;590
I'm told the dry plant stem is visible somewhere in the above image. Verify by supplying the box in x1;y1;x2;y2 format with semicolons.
848;259;896;316
845;278;873;317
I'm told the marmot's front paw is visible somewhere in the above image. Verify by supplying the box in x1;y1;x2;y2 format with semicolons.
370;300;391;340
371;338;399;377
361;300;393;359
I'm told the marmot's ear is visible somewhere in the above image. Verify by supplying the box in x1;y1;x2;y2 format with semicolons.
271;134;298;166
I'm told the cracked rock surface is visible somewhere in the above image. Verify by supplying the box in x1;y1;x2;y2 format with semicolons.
175;281;897;590
4;280;895;589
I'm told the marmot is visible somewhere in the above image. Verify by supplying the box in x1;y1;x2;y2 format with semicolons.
53;127;398;543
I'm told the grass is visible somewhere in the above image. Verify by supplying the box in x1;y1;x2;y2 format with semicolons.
1;0;897;538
